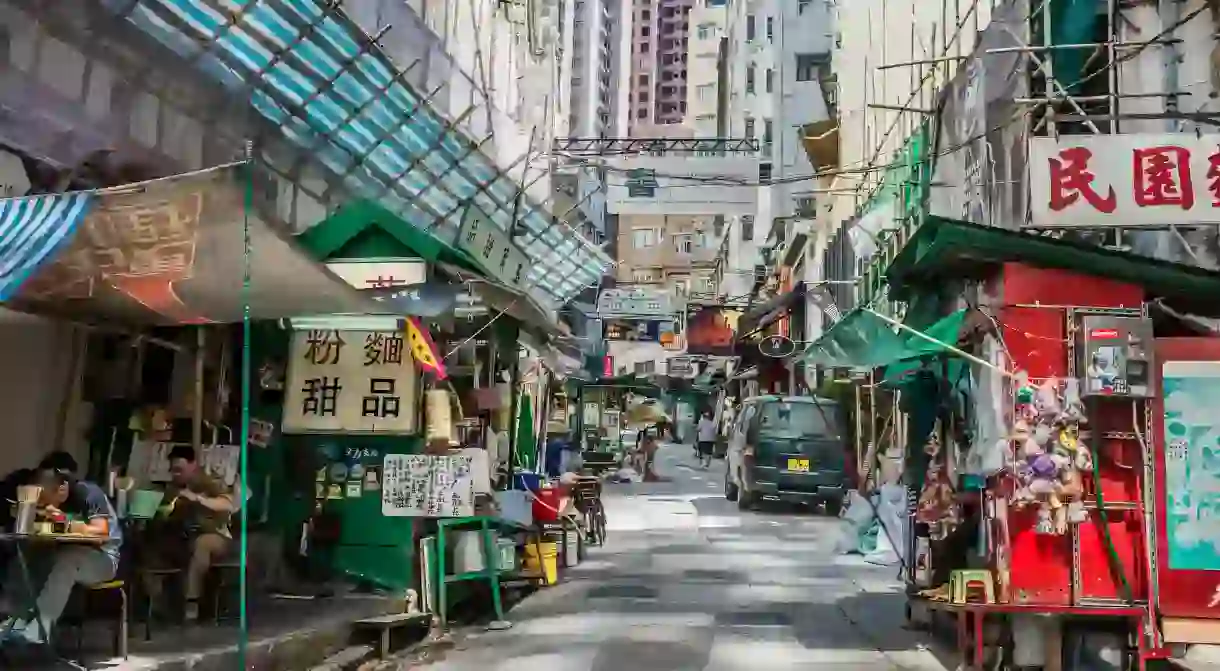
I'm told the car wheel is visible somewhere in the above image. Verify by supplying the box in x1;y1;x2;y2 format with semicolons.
724;470;739;501
824;499;843;517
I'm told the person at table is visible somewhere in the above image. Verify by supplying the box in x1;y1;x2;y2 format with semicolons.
1;467;122;645
147;445;235;622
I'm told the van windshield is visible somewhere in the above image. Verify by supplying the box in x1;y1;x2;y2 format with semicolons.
756;401;840;438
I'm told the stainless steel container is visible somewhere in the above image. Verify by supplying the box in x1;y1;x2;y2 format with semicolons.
14;501;37;534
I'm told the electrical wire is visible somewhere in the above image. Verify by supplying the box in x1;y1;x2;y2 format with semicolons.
550;2;1211;192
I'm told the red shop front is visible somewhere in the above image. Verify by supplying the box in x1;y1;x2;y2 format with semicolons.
962;261;1220;665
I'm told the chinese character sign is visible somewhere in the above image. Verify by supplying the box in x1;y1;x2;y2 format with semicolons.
283;330;419;434
1030;135;1220;228
381;453;475;518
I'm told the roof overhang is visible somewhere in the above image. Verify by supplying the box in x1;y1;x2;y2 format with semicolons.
106;0;612;306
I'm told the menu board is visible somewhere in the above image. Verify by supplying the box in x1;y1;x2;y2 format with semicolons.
381;454;475;518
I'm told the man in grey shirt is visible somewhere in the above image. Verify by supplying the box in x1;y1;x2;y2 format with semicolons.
2;468;121;645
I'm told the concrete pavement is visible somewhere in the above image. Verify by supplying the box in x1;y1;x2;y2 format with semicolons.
408;443;951;671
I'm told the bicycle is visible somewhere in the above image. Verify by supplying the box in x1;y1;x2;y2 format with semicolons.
573;477;608;547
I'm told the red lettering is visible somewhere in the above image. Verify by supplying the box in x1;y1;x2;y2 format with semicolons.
1207;147;1220;206
1048;147;1117;214
1133;146;1194;209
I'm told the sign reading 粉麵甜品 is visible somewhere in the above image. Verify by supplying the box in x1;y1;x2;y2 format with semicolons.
1029;134;1220;228
457;211;530;291
282;329;419;434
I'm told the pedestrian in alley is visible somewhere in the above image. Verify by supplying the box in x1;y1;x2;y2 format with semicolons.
696;410;717;468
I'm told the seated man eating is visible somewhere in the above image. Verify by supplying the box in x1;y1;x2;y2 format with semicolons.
148;445;236;622
3;468;122;644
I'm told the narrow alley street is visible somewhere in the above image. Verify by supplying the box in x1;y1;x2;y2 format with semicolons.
409;444;951;671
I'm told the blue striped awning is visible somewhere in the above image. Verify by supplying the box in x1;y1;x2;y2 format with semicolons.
0;192;94;301
105;0;613;307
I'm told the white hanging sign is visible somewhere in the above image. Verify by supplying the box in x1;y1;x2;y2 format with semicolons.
282;329;419;434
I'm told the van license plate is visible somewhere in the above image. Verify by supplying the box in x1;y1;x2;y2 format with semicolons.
786;458;810;472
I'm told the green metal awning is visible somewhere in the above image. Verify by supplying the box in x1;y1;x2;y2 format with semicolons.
803;308;970;371
887;216;1220;315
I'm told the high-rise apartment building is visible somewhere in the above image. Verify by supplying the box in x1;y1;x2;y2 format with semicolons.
683;0;727;136
628;0;694;129
718;0;834;302
562;0;630;242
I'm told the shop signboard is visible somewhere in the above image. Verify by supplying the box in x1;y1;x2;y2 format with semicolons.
686;307;741;356
604;318;677;346
283;329;420;434
625;168;658;197
597;287;679;318
667;356;694;376
325;259;427;289
1030;134;1220;228
456;210;530;291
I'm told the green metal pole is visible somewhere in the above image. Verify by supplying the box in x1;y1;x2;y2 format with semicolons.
239;144;253;666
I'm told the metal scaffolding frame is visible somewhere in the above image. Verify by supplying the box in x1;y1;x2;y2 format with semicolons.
553;137;761;155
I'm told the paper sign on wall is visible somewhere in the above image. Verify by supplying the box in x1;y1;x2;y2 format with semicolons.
381;454;474;518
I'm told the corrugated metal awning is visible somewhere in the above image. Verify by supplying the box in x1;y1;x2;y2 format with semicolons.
104;0;612;306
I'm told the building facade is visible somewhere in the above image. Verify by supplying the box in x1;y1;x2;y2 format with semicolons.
628;0;694;130
683;0;728;136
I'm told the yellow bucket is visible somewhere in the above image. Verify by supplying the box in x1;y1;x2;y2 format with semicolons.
523;542;559;585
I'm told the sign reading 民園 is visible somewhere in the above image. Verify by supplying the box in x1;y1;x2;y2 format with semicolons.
282;329;419;434
1029;134;1220;228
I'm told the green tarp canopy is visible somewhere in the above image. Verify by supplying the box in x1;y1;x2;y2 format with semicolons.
803;307;970;376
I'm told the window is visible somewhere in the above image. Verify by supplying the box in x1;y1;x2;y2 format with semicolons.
746;64;755;94
640;91;650;102
744;117;755;138
639;74;649;86
740;215;755;240
641;41;650;52
766;17;774;42
670;276;691;295
798;0;810;14
746;14;755;41
632;268;659;282
637;108;648;119
796;53;829;82
765;68;774;93
697;24;711;39
634;360;656;374
632;228;658;247
641;26;650;36
763;118;773;144
697;83;714;101
759;162;772;183
673;233;693;254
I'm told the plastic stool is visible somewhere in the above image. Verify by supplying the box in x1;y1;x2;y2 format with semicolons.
949;569;995;604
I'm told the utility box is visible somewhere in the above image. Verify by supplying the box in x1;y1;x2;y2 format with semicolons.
1076;315;1155;398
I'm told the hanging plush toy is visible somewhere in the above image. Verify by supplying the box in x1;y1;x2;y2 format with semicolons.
1008;375;1091;535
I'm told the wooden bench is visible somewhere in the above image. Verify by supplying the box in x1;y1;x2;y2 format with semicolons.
353;612;432;658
